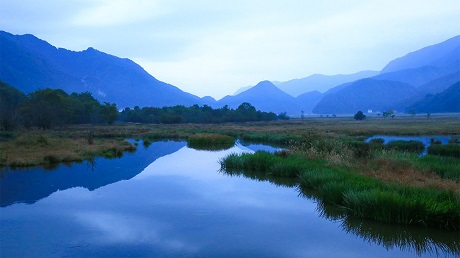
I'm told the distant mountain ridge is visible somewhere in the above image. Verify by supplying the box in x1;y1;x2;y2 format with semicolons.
313;79;417;114
313;35;460;114
0;30;206;108
275;70;379;97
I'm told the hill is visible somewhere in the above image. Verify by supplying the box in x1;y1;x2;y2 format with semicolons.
0;31;204;108
275;71;378;97
313;79;417;114
219;81;301;114
408;82;460;113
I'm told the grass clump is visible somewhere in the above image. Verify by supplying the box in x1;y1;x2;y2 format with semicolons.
385;140;425;154
298;164;460;230
220;151;304;177
187;134;235;150
427;144;460;158
417;155;460;182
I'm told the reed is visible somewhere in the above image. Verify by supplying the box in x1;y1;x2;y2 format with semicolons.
220;151;305;177
187;134;235;150
417;155;460;181
385;140;425;154
298;164;460;230
427;144;460;158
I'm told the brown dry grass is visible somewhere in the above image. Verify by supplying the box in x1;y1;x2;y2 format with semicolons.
0;131;135;167
359;155;460;194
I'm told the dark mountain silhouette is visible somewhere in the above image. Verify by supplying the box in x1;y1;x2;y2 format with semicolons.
219;80;301;114
275;71;378;97
0;141;187;207
0;31;204;108
313;79;417;114
407;82;460;113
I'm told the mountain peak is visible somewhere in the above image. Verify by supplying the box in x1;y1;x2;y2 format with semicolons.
254;80;276;87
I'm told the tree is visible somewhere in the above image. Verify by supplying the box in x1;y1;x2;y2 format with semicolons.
0;81;26;130
382;110;395;118
354;111;366;120
100;102;118;125
301;110;304;120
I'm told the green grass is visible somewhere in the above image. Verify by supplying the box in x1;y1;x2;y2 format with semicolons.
187;134;235;150
417;155;460;181
298;163;460;230
427;144;460;158
385;140;425;154
220;151;306;177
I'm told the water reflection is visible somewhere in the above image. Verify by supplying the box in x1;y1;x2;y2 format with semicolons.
0;141;186;207
1;141;458;257
364;135;453;155
221;169;460;257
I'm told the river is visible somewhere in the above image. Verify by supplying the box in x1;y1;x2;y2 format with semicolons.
0;140;458;257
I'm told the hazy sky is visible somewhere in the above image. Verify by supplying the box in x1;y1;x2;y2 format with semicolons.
1;0;459;99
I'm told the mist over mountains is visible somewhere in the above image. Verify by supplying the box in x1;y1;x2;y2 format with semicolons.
1;30;459;115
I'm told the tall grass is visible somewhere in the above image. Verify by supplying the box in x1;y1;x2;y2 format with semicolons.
385;140;425;154
187;134;235;150
427;144;460;158
417;155;460;182
220;151;306;177
298;165;460;230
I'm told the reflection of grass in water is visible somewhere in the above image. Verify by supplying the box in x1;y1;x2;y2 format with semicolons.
223;167;460;257
340;218;460;257
220;169;298;188
187;134;235;151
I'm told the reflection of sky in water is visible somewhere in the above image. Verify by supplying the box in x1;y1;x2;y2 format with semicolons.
365;135;453;155
0;143;448;257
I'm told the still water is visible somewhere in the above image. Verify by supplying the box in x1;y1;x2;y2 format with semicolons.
0;141;458;257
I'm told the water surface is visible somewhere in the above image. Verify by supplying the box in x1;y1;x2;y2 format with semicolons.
0;141;458;257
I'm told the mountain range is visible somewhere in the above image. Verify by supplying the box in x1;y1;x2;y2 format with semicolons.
1;30;459;114
0;31;210;108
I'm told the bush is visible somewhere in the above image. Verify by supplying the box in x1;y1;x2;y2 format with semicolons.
354;111;366;120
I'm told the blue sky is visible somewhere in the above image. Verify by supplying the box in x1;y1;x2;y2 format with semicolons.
1;0;459;99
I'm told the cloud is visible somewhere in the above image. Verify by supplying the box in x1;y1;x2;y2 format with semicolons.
72;0;163;27
1;0;459;98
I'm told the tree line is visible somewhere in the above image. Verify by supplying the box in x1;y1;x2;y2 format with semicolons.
1;81;118;130
1;81;283;130
118;102;280;124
